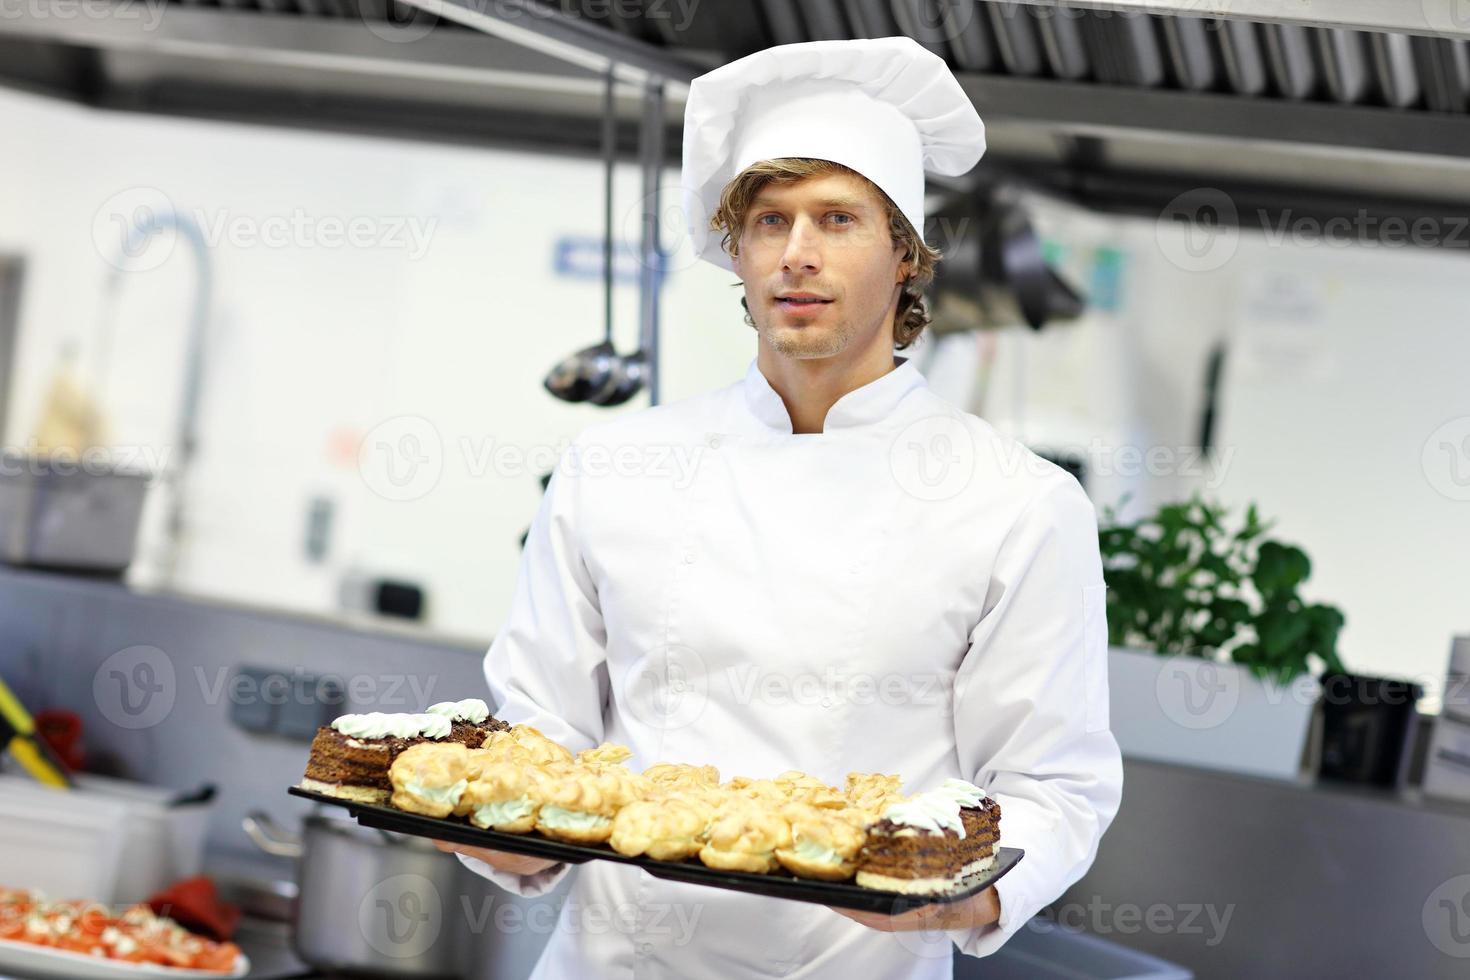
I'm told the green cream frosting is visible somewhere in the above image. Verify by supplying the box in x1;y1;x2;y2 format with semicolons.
792;838;843;865
405;779;467;807
471;796;536;829
539;805;612;831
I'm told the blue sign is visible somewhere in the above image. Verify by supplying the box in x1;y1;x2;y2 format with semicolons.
553;236;672;284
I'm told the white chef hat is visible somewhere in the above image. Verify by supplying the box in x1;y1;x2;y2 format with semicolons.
681;36;987;272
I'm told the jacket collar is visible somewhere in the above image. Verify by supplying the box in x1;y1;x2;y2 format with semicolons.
740;355;927;434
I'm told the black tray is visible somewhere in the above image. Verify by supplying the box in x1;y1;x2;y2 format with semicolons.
289;785;1023;913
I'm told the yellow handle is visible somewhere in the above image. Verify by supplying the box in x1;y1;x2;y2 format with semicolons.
6;736;69;789
0;675;35;736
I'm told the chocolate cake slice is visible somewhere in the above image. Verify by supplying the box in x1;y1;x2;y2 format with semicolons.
854;781;1002;893
426;698;510;743
300;710;496;804
935;778;1001;877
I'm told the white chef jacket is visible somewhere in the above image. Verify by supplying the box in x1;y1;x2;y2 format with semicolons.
458;354;1123;979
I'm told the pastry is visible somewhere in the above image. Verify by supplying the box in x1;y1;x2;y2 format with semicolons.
931;778;1001;877
300;711;483;804
577;742;634;769
853;786;1000;894
610;795;713;861
506;725;576;765
532;764;645;844
460;760;542;832
845;772;905;815
775;802;867;881
642;762;720;792
389;742;470;818
773;770;847;808
699;799;792;874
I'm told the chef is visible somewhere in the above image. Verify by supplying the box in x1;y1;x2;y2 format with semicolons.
437;35;1123;979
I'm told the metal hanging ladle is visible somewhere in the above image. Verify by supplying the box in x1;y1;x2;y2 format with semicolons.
543;64;664;407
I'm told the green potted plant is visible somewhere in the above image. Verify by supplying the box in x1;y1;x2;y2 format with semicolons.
1099;494;1347;780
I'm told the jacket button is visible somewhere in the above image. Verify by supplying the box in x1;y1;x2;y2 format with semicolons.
706;435;722;449
683;551;697;564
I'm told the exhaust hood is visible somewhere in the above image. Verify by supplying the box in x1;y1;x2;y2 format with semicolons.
4;1;1470;223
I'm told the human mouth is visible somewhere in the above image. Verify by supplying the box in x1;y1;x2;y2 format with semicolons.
775;293;833;315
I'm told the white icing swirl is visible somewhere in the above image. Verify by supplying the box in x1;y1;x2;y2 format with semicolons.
426;698;490;724
881;792;965;838
934;778;988;808
331;712;451;740
411;713;452;739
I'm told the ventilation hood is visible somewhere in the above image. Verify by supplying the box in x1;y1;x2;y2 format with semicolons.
5;1;1470;229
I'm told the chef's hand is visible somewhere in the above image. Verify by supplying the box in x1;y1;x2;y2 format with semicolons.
430;839;560;876
830;885;1000;933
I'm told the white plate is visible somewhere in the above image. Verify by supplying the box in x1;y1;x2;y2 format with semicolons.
0;936;248;980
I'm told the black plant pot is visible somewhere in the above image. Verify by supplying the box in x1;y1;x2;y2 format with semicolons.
1318;673;1424;787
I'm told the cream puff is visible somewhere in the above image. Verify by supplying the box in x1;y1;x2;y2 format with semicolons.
388;742;470;818
775;802;867;881
609;795;713;861
641;762;720;792
459;761;542;833
532;764;645;844
699;799;792;874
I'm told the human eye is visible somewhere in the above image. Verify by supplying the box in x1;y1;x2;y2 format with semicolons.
827;212;856;226
755;213;784;226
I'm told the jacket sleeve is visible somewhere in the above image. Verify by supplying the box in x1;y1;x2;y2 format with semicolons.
459;439;611;898
948;475;1124;958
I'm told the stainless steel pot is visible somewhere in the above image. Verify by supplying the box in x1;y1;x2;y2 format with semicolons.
244;809;463;979
0;452;151;573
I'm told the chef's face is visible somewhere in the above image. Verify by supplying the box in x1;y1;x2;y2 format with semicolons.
730;172;909;360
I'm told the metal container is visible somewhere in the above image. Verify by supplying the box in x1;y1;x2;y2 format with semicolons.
244;810;465;980
0;453;150;574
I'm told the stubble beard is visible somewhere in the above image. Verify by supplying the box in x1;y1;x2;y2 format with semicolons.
759;310;856;360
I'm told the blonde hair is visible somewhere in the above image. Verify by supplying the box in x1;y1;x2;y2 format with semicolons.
709;158;942;350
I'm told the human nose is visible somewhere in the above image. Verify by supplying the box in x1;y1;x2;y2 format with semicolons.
780;214;823;275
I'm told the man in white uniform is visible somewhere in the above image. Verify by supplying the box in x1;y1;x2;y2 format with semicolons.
438;36;1123;979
